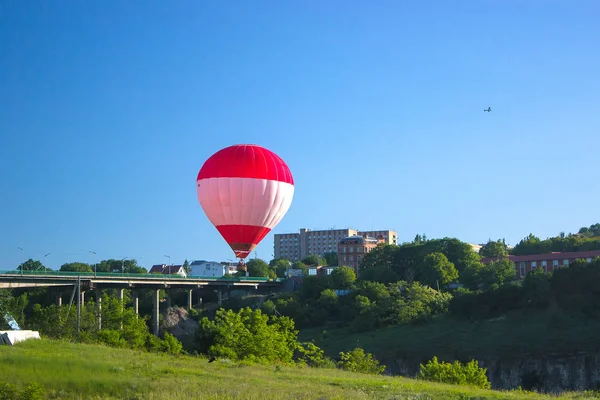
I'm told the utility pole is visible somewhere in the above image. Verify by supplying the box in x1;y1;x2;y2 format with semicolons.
17;247;23;275
76;276;81;334
164;255;171;275
89;251;97;277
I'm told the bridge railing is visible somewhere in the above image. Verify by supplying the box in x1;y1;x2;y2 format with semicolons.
0;270;285;283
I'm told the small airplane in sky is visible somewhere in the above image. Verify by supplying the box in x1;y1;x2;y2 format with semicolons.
484;107;492;112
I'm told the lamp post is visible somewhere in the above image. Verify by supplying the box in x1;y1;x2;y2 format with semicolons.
17;247;23;274
121;257;128;274
89;251;97;276
164;255;171;275
44;253;51;271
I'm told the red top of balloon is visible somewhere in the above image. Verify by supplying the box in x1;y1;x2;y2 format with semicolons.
197;144;294;185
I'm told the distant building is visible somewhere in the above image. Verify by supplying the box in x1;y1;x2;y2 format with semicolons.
480;250;600;279
148;264;187;277
189;260;237;277
338;236;382;276
307;265;337;277
274;227;397;261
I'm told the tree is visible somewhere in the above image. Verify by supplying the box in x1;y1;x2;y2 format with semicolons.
270;259;292;278
292;261;308;276
417;252;458;289
479;239;508;258
183;259;190;275
302;255;326;266
323;251;338;266
95;259;147;274
17;259;50;271
246;259;270;277
460;258;515;290
196;308;298;363
330;266;356;290
59;262;93;273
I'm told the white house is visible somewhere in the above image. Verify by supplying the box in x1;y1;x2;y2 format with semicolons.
190;260;237;277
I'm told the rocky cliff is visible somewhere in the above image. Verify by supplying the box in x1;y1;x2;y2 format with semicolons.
386;352;600;393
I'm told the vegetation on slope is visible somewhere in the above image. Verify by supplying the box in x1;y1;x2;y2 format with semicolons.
0;339;596;400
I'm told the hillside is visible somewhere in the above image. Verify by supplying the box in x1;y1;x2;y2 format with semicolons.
299;310;600;362
0;339;593;399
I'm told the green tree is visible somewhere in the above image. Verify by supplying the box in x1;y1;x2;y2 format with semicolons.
418;356;490;389
417;252;458;289
60;262;93;273
183;259;190;275
323;251;338;266
270;259;292;278
196;308;298;363
461;258;515;290
302;255;326;266
246;259;270;277
17;259;50;271
291;261;308;276
95;259;147;274
338;348;385;375
358;265;400;284
479;239;508;258
330;266;356;290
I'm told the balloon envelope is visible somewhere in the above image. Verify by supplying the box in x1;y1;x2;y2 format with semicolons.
196;144;294;259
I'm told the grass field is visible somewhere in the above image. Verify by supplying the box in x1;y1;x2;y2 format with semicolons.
0;339;597;399
299;310;600;363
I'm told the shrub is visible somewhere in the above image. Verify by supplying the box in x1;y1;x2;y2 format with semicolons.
337;348;385;375
161;332;183;355
295;342;336;369
418;356;490;389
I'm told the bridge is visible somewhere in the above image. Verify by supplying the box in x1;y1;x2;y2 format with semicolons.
0;270;286;336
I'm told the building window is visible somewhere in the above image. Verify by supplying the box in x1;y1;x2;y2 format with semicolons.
520;262;526;277
531;261;537;269
586;258;592;263
553;260;559;267
541;260;547;272
349;256;353;262
563;259;569;266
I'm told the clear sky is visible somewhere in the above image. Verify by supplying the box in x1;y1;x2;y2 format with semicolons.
1;1;599;270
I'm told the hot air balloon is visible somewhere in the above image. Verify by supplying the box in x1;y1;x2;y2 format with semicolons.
196;144;294;264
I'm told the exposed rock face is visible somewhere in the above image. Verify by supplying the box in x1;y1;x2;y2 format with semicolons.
163;307;199;350
386;353;600;393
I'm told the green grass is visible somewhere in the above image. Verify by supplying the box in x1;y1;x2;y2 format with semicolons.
299;309;600;363
0;339;596;399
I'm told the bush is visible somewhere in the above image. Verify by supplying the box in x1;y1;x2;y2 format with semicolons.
0;382;45;400
337;348;385;375
295;342;336;369
161;332;183;355
418;356;490;389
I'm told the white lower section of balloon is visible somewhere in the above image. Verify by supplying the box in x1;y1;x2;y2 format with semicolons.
197;177;294;229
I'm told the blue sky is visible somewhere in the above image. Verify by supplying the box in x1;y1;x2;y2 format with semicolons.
1;1;599;270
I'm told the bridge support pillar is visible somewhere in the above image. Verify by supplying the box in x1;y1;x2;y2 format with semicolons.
96;288;102;330
80;290;85;306
188;289;193;310
217;290;222;307
152;289;160;337
56;294;62;307
132;291;139;317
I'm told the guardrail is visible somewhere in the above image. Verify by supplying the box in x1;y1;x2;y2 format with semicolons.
0;270;285;283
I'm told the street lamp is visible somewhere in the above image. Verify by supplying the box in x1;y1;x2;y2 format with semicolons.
89;251;97;276
17;247;23;274
121;257;128;274
44;253;51;272
164;255;171;275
